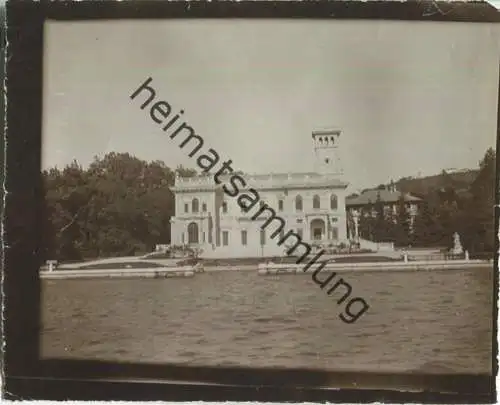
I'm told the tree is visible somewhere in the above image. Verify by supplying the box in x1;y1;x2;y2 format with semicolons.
42;153;179;262
43;161;93;261
175;165;197;178
412;201;437;247
461;148;496;255
373;193;392;242
394;194;411;247
358;202;375;241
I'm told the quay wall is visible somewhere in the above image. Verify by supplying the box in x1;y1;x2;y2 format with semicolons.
40;267;197;280
256;259;492;274
41;260;492;279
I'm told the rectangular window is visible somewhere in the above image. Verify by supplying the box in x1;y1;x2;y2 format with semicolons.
297;228;303;238
278;200;284;211
184;203;189;213
260;229;266;245
222;231;229;246
203;232;206;243
182;233;185;244
241;230;247;246
331;227;339;240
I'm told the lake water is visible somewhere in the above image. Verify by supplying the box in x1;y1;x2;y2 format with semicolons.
41;267;494;374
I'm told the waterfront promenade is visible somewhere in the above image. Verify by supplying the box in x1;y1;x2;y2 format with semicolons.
39;251;493;280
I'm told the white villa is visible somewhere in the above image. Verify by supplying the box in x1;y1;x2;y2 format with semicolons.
170;128;350;258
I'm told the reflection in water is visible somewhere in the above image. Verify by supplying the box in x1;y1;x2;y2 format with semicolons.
41;267;493;373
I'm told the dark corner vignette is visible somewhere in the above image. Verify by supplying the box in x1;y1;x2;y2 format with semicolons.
4;0;44;388
3;0;499;403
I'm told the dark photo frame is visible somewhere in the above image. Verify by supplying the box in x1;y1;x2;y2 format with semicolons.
3;1;499;402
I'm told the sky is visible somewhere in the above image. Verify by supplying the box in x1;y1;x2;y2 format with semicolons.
43;19;499;190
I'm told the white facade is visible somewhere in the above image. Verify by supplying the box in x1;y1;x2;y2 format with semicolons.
170;129;349;259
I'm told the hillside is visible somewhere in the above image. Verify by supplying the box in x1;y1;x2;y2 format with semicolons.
394;169;479;198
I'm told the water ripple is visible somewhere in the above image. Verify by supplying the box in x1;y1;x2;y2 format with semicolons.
41;267;493;374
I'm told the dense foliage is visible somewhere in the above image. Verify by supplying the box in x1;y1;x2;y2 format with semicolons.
358;148;497;255
42;153;196;262
42;149;497;262
357;194;413;246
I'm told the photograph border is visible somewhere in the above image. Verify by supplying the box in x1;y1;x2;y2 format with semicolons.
3;1;499;401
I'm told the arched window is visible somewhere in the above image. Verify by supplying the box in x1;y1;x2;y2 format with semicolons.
310;218;326;241
295;195;303;212
192;198;199;213
187;222;199;244
330;194;338;210
313;195;321;209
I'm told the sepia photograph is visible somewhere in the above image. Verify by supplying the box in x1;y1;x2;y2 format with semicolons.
27;13;499;399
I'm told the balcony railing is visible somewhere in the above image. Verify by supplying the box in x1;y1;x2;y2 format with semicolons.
175;172;348;189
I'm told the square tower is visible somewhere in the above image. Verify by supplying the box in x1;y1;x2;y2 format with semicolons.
312;128;343;175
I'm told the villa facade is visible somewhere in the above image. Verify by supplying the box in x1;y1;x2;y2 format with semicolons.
170;128;350;258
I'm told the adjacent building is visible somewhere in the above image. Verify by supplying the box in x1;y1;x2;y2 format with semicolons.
345;185;422;239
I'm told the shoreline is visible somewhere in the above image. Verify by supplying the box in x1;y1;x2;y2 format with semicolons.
255;259;491;275
39;259;492;280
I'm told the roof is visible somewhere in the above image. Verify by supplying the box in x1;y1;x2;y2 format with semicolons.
346;189;421;206
312;128;341;137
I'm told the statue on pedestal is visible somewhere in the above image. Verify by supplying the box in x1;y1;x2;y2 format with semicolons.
350;210;360;241
451;232;463;255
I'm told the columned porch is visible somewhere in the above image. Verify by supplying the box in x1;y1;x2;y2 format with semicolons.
305;214;344;243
